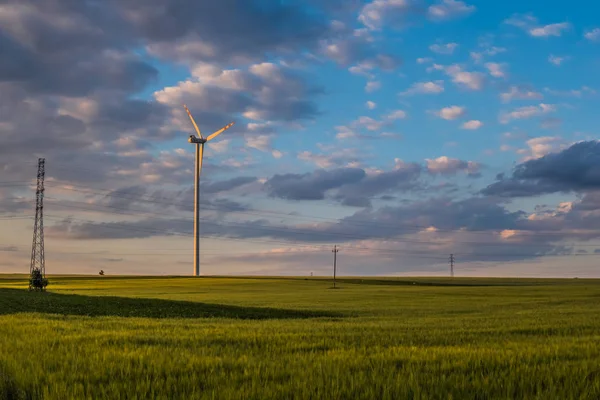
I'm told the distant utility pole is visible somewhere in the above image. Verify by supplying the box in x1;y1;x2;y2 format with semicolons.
29;158;46;291
449;253;455;278
332;245;339;288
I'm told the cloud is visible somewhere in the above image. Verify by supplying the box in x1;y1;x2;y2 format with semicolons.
436;106;466;120
481;140;600;197
154;62;323;124
435;64;485;90
584;28;600;42
400;81;444;95
500;86;543;103
365;80;381;92
358;0;422;31
499;103;556;124
529;22;571;37
461;120;483;130
505;14;571;38
544;86;596;97
470;46;506;63
484;62;506;78
548;55;569;66
427;0;475;21
426;156;481;176
265;168;367;201
417;57;433;64
366;101;377;109
429;42;459;54
297;148;363;168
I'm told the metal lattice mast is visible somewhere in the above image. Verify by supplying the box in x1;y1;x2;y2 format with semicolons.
29;158;45;289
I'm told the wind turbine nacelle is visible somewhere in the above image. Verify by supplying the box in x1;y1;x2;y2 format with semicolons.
188;135;206;144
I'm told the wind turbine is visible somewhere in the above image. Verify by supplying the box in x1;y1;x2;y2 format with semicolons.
183;105;235;276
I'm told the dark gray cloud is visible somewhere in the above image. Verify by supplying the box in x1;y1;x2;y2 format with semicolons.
202;177;257;194
334;163;423;207
266;168;366;200
482;141;600;197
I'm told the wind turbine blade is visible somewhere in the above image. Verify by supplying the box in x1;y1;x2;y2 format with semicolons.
183;104;203;139
206;122;235;142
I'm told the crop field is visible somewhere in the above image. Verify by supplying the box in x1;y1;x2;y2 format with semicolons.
1;275;599;399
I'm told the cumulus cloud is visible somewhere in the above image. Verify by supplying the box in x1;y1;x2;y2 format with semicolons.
505;14;571;38
499;103;556;124
400;81;445;95
366;101;377;109
154;62;322;125
365;80;382;92
584;28;600;42
436;106;466;120
427;0;475;21
484;62;506;78
434;64;485;90
548;55;568;66
429;42;459;55
358;0;422;30
500;86;543;103
461;120;483;130
481;140;600;197
426;156;481;176
265;168;366;201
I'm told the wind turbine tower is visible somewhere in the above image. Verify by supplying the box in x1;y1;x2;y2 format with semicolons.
183;105;234;276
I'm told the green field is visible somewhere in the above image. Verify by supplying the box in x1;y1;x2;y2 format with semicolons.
1;275;599;399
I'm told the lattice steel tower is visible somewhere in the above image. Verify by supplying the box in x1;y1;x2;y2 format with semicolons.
29;158;46;290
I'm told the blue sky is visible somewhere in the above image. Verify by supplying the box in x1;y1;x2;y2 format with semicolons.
0;0;599;277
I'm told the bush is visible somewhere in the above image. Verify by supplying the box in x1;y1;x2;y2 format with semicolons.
29;269;48;291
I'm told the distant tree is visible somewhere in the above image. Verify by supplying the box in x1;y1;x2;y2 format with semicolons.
29;268;48;291
99;270;105;276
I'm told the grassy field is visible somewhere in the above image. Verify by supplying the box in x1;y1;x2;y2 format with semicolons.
1;275;599;399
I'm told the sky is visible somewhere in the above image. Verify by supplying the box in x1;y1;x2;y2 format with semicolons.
1;0;600;277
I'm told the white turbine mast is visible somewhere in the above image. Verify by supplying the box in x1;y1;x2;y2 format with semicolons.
183;105;234;276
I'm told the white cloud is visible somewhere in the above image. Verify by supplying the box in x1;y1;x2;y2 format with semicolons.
548;55;568;66
417;57;433;64
365;81;381;92
505;14;571;38
431;64;485;90
484;62;506;78
366;101;377;110
246;134;272;152
470;47;507;63
271;150;284;159
429;42;459;54
544;86;596;97
500;86;543;103
436;106;466;120
399;81;444;95
584;28;600;41
386;110;407;120
356;116;385;131
428;0;476;21
358;0;417;30
520;136;568;160
444;65;485;90
529;22;571;37
461;120;483;130
380;132;402;139
425;156;480;175
499;103;556;124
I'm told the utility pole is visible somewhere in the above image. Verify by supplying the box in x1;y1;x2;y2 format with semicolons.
29;158;46;291
449;253;455;278
332;245;339;288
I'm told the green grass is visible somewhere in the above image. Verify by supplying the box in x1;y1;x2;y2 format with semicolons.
1;275;599;399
